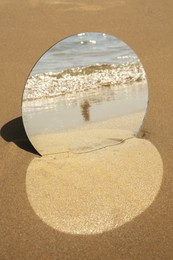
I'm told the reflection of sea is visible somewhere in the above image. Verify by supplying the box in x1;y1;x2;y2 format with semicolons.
22;80;148;136
30;32;139;75
23;62;146;102
22;32;148;138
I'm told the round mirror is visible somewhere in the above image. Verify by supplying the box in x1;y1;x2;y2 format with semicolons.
22;32;148;156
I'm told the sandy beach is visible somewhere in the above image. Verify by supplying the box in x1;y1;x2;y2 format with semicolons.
29;111;145;155
26;135;162;235
1;0;173;259
26;113;162;235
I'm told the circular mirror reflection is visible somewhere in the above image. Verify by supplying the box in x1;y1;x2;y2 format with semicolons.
22;32;148;155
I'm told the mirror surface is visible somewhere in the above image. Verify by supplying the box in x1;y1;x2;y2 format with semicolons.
22;32;148;155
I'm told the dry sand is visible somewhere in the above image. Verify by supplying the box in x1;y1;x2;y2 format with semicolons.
30;111;145;155
26;114;162;235
1;0;173;259
26;131;162;235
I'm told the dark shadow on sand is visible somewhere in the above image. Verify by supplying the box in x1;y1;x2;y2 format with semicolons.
0;117;40;155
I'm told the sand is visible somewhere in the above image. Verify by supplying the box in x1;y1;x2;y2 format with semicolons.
26;131;162;235
25;114;162;235
30;111;145;155
1;0;173;259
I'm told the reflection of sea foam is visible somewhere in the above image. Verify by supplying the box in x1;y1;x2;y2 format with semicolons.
23;62;146;102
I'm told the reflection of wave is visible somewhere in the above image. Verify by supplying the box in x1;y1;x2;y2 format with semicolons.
23;82;147;114
23;62;146;102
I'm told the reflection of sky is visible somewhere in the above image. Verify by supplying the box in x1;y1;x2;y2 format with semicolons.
31;32;138;75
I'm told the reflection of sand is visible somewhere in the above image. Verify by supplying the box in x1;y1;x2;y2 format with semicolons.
26;110;162;234
32;128;134;155
26;130;162;234
30;111;146;155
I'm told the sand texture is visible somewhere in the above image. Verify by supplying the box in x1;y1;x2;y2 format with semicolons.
29;112;145;155
1;0;173;259
26;136;162;235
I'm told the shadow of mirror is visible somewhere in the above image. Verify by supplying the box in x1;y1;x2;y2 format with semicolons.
1;117;40;155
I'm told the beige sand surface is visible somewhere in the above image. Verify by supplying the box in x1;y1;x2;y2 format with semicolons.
30;111;145;155
26;116;162;235
1;0;173;259
26;134;162;235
